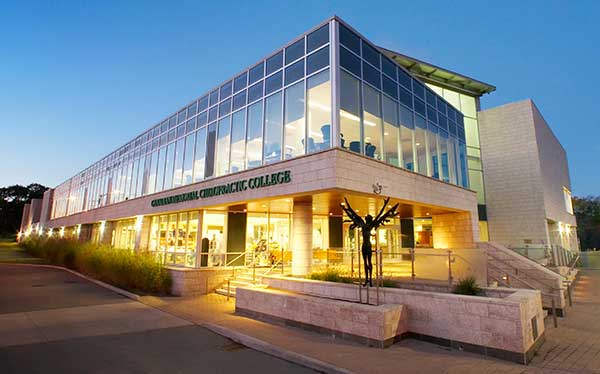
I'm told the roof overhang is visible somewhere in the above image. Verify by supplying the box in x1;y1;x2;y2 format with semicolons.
378;47;496;97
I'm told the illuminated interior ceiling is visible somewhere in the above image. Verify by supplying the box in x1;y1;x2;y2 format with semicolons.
217;190;459;217
378;47;496;97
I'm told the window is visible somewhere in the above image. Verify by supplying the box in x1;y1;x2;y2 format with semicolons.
205;123;217;178
340;71;361;154
340;46;361;77
285;38;304;64
283;81;305;159
220;80;232;99
246;101;263;168
306;46;328;75
234;72;247;92
306;70;331;153
363;84;383;160
266;50;283;75
249;62;264;84
233;90;246;111
230;110;246;173
361;40;380;68
264;92;283;164
439;131;450;183
193;127;207;183
163;142;176;190
428;125;440;179
216;116;231;176
218;98;231;118
339;23;360;55
382;96;399;166
362;62;380;89
147;150;158;194
172;138;185;188
414;116;428;176
248;81;263;103
400;109;415;171
381;57;396;80
564;187;574;214
182;133;195;185
209;90;219;107
307;24;328;52
284;59;304;85
265;71;283;95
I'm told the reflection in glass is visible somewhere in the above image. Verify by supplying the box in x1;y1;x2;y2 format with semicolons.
193;127;206;183
246;101;263;168
306;70;331;153
182;133;195;185
363;84;382;160
163;142;176;190
382;96;399;166
415;123;428;176
340;71;361;153
147;150;158;194
264;92;283;164
173;138;185;188
230;110;246;172
284;81;305;159
205;123;217;178
216;116;231;176
428;126;439;179
155;147;167;192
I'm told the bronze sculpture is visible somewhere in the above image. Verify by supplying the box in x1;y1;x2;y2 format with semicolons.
341;197;400;287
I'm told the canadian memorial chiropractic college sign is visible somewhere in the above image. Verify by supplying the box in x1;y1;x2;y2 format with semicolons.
150;170;291;207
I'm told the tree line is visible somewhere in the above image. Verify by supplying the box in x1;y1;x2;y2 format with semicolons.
0;184;49;237
574;196;600;251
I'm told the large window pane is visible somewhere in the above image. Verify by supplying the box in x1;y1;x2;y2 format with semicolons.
193;127;207;182
155;147;167;192
147;150;158;194
362;84;382;160
464;117;480;148
340;71;361;153
414;121;428;176
216;116;231;176
230;110;246;172
382;96;399;166
205;123;217;178
246;101;263;168
264;92;283;164
173;138;185;188
439;132;450;183
459;142;469;188
428;125;440;179
284;81;305;159
306;69;331;153
136;156;144;197
400;125;415;171
163;142;176;190
182;133;195;185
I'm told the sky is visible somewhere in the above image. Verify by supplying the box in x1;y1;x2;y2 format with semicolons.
0;0;598;196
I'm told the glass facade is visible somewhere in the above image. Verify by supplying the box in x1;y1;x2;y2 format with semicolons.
337;22;468;187
50;19;469;221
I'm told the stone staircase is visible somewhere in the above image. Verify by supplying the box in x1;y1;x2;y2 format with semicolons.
215;265;281;298
479;242;573;316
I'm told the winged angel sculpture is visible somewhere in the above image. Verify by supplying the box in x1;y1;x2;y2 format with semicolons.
340;197;400;287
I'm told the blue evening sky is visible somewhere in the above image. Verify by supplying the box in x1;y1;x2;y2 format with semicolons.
1;1;598;195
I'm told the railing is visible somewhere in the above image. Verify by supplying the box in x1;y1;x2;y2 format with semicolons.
509;245;553;265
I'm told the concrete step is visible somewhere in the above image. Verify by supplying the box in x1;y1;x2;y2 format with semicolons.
215;287;236;297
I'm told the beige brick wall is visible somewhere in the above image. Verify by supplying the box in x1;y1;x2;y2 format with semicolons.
432;211;476;249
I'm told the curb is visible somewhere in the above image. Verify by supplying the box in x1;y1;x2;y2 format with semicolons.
202;322;354;374
1;263;141;301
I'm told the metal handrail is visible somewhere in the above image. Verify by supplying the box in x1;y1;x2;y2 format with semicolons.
262;257;283;278
489;248;569;280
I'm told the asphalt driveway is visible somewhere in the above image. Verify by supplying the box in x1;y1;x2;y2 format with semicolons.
0;264;315;374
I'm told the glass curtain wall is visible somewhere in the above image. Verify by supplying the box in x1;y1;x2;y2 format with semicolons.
51;22;331;220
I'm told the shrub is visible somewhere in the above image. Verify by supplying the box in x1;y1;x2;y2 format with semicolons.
20;237;171;294
309;268;354;283
453;276;482;296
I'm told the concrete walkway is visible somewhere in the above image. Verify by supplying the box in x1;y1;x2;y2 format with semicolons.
142;270;600;374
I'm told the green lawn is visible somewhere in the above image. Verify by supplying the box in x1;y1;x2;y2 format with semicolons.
0;241;47;264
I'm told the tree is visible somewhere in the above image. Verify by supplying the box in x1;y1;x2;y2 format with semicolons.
0;183;49;236
573;196;600;251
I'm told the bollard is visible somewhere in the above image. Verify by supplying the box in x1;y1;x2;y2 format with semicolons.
447;250;453;287
227;279;231;301
567;284;573;307
411;248;415;280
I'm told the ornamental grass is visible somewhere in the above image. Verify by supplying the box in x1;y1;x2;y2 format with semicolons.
20;237;171;294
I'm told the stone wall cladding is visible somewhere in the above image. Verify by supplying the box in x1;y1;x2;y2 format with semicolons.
479;100;549;247
236;286;407;347
261;275;545;359
479;242;565;310
45;149;479;239
168;267;231;296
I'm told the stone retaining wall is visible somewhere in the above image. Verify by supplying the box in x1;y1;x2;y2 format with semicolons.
261;275;545;364
236;286;407;347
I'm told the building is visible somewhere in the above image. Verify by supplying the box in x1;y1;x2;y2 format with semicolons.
19;16;578;289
